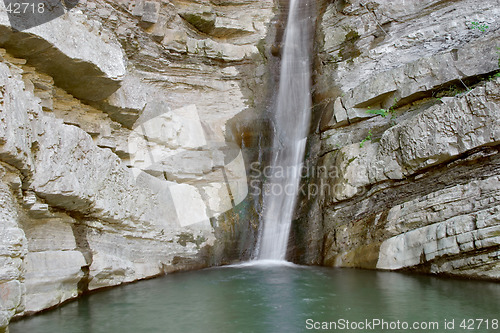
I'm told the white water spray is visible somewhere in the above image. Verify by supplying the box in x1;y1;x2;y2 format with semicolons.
257;0;313;261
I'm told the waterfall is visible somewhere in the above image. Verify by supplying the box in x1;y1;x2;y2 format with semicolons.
257;0;313;261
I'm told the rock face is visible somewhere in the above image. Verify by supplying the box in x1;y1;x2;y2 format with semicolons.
292;0;500;280
2;0;500;330
0;0;274;330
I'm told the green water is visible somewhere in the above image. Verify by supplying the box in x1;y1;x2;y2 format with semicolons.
10;263;500;333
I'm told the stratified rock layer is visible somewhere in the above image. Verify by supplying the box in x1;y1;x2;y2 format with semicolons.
295;0;500;280
2;0;500;331
0;0;274;330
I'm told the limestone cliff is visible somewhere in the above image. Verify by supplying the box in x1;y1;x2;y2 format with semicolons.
292;0;500;280
2;0;500;331
0;0;275;330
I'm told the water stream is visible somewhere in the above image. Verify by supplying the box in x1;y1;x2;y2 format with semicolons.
257;0;314;261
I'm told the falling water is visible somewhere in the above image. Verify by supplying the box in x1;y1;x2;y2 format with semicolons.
257;0;313;261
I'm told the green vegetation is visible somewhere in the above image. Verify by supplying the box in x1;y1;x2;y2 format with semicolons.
339;29;361;62
256;39;267;61
366;107;391;117
345;30;360;41
434;84;467;98
361;99;399;148
177;232;206;248
366;98;399;119
345;156;357;167
469;21;489;32
359;129;372;148
330;53;341;63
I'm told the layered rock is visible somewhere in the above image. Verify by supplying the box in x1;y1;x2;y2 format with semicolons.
0;6;126;101
0;0;274;330
0;165;26;333
3;0;499;331
295;0;500;279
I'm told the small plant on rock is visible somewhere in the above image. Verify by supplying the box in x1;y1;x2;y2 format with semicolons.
469;21;489;32
435;84;465;98
366;98;399;120
366;107;390;117
359;129;372;148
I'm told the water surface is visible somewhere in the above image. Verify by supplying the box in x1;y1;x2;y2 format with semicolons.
10;264;500;332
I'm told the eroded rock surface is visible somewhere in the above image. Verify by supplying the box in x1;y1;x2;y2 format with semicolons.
293;0;500;280
0;0;274;330
2;0;500;330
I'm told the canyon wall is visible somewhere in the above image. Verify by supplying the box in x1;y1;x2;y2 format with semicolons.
2;0;500;331
0;0;275;330
294;0;500;280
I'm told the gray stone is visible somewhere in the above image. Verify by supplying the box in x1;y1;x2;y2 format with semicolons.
22;251;86;314
20;217;76;252
211;17;254;38
328;81;500;203
333;97;349;126
178;5;216;34
0;8;126;101
0;169;27;332
0;63;35;177
141;2;160;24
